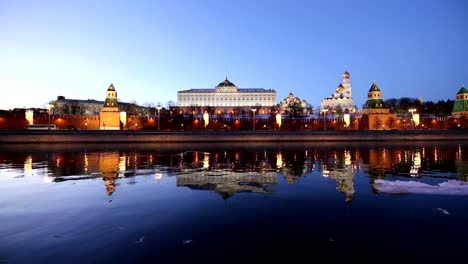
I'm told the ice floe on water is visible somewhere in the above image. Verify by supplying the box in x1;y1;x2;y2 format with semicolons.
373;179;468;195
436;208;451;215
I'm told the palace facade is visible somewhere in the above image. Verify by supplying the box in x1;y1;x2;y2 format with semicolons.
177;78;277;107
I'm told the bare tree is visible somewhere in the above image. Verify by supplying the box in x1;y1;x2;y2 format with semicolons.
166;101;176;109
143;102;155;108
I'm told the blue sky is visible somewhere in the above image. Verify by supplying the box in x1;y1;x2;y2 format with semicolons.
1;0;467;110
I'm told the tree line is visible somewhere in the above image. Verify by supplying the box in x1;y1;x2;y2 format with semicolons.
383;97;454;115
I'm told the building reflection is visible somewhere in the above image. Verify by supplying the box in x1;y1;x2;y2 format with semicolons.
175;151;277;199
0;143;466;199
24;155;32;176
320;149;359;203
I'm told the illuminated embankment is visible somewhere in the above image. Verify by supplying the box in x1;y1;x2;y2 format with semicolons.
1;130;467;143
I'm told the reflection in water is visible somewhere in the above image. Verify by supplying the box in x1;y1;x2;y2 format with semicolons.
203;153;209;169
2;143;468;263
24;155;32;176
326;150;358;203
118;156;126;177
176;171;276;199
175;150;277;199
410;150;422;176
276;152;283;170
1;143;467;201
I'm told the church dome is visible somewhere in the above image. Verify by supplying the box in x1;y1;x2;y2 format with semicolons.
217;78;236;87
343;71;350;78
336;83;345;92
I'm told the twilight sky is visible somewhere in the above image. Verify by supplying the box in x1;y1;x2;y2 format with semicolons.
1;0;467;110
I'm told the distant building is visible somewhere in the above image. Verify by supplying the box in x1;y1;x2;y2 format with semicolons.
51;96;103;115
50;93;149;116
178;78;277;108
452;86;468;118
360;82;397;130
320;71;357;113
279;93;311;116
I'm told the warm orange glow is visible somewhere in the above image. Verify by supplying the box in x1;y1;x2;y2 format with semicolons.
25;110;34;124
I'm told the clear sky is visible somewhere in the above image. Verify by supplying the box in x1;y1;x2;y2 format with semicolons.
1;0;467;110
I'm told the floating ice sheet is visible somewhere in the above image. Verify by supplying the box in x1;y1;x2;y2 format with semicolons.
373;179;468;195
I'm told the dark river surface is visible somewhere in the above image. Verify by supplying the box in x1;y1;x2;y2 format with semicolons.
0;142;467;263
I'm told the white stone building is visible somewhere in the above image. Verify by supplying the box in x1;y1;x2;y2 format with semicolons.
177;78;277;107
320;71;357;113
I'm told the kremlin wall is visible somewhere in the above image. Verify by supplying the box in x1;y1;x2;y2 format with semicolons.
0;71;467;131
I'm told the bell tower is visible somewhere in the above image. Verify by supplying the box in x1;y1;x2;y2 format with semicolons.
342;71;351;98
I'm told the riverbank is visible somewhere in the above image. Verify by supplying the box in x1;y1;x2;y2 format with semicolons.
1;130;467;143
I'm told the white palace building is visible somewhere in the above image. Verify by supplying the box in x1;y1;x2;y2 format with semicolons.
178;78;277;107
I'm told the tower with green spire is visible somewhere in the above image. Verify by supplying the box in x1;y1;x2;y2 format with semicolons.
362;82;389;113
452;86;468;118
103;83;118;109
360;82;396;130
99;83;121;130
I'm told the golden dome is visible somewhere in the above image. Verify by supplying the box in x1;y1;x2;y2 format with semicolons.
336;83;345;92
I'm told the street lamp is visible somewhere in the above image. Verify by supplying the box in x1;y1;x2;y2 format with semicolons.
48;103;54;131
203;111;209;130
409;108;417;129
156;106;162;131
276;113;282;129
251;108;257;131
321;109;328;131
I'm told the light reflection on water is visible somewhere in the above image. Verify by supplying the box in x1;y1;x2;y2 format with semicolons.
1;142;467;200
0;142;468;262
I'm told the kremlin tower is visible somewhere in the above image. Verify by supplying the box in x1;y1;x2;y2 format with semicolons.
452;86;468;118
99;83;121;130
360;82;397;130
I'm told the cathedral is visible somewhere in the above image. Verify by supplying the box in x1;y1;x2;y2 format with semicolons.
320;71;357;113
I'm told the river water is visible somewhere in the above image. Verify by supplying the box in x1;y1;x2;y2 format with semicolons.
1;142;467;263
